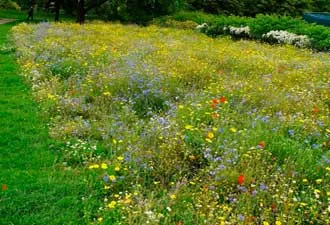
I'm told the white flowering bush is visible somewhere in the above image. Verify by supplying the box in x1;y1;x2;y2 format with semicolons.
196;23;208;32
224;26;251;39
262;30;311;48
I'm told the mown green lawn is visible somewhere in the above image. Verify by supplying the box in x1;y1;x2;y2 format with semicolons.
0;21;97;225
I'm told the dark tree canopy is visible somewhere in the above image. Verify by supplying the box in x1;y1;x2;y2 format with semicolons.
5;0;330;23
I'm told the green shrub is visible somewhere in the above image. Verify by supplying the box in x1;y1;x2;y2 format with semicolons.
186;0;313;17
249;15;303;39
0;0;20;10
153;19;198;29
156;11;330;51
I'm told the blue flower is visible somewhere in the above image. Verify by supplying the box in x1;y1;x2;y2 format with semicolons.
103;175;109;182
288;129;294;136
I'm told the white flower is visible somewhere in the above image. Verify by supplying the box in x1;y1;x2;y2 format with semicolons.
262;30;310;48
224;26;251;38
196;23;208;31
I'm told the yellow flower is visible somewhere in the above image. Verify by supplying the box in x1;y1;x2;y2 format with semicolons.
263;222;270;225
326;167;330;171
230;127;237;133
109;175;116;182
88;164;99;169
104;185;110;190
189;155;196;160
185;125;194;130
102;91;111;96
178;105;184;109
170;194;176;200
276;221;282;225
207;132;214;139
107;201;117;209
101;163;108;169
219;216;226;221
117;156;124;161
114;166;120;171
205;138;213;143
47;94;57;100
97;217;103;222
302;178;308;183
316;179;322;184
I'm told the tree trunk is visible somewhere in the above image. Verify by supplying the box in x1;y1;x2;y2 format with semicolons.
55;0;61;22
27;0;35;21
77;0;85;24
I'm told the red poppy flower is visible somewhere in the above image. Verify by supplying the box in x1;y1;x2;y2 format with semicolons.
220;96;227;103
2;184;7;191
271;203;277;212
238;174;245;185
258;141;266;149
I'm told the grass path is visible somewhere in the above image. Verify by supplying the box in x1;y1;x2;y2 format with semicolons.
0;22;92;225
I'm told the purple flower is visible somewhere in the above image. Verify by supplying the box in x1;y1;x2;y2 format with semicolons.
218;164;226;170
238;214;245;221
237;185;247;192
228;197;237;203
260;183;267;191
261;116;270;123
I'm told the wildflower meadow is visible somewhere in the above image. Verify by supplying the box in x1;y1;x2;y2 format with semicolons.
11;22;330;224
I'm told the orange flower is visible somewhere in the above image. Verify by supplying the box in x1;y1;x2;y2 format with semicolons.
238;174;245;185
211;99;219;109
312;107;320;113
2;184;7;191
258;141;266;149
212;99;220;104
212;112;219;118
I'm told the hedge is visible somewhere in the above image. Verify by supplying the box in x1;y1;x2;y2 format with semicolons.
153;11;330;51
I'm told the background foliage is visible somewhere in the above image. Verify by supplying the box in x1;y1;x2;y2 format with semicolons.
154;11;330;51
2;0;330;23
187;0;330;16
